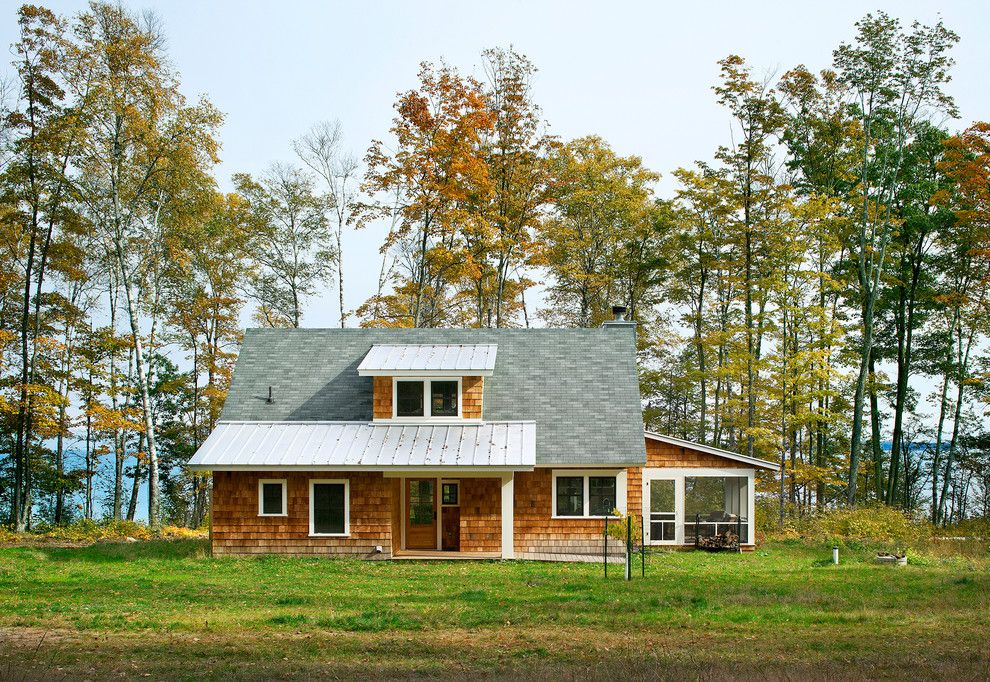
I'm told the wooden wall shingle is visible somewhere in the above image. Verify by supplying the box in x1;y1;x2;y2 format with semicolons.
462;376;484;419
459;477;500;552
212;471;393;557
645;439;750;468
373;376;392;419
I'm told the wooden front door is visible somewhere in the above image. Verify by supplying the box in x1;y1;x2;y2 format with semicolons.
405;479;437;550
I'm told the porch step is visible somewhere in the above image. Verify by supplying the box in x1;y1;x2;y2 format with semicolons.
392;550;501;560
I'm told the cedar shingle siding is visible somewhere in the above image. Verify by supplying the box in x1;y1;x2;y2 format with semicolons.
212;471;392;557
645;438;750;468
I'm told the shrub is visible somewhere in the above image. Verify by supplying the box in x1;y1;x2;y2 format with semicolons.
809;505;931;545
158;525;208;541
605;508;643;546
1;519;207;545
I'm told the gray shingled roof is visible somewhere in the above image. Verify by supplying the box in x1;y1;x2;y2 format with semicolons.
220;326;646;466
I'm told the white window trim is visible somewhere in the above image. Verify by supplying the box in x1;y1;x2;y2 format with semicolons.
641;467;755;546
393;376;463;420
309;478;350;537
644;476;680;545
551;469;626;519
257;478;287;517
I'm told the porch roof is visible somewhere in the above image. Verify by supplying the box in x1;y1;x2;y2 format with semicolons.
188;420;536;471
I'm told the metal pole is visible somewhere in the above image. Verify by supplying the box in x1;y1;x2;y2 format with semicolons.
604;516;608;577
639;510;646;578
625;515;632;581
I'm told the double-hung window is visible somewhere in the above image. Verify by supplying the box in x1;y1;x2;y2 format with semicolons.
258;479;287;516
309;479;349;536
552;471;624;518
394;379;460;418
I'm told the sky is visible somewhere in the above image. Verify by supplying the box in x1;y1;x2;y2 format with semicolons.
3;0;987;329
3;1;988;519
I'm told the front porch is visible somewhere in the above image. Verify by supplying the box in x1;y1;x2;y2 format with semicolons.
386;472;516;559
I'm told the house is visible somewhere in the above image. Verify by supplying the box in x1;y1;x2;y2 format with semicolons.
188;312;778;559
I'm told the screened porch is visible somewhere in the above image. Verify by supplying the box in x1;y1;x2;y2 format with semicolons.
643;469;755;547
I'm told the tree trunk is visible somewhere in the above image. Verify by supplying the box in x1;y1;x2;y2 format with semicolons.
122;277;161;530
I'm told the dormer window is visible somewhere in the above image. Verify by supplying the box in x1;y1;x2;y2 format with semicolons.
396;380;425;417
395;378;461;418
431;381;458;416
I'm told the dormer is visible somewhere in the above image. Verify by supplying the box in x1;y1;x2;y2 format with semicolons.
357;344;496;423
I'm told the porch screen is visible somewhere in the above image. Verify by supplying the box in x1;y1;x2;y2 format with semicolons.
312;483;346;534
683;476;748;543
649;479;675;541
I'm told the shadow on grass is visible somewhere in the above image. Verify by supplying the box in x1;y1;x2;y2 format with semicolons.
31;539;210;563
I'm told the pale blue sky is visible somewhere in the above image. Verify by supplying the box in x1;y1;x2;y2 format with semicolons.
3;1;988;328
6;2;986;518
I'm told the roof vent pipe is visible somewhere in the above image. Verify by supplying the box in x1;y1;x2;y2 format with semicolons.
267;386;275;404
611;305;628;322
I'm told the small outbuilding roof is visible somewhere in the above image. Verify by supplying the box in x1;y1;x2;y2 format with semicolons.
357;343;498;376
644;431;780;471
188;420;536;471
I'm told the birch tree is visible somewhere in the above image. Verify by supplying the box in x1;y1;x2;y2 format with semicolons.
294;120;359;328
70;3;222;528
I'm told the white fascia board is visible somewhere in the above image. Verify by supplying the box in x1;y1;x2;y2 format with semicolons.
358;369;493;377
189;464;535;474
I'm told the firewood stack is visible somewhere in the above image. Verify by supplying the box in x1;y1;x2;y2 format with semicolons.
697;529;739;551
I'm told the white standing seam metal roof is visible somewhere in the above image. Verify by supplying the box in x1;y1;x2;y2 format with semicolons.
357;344;498;375
188;421;535;470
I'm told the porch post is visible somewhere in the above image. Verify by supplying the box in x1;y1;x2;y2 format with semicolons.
500;473;514;559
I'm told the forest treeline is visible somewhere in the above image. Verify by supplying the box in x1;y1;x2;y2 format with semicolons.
0;4;987;531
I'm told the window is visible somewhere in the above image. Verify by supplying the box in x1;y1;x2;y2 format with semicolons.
589;476;617;516
442;482;459;506
552;471;624;518
258;479;286;516
396;380;425;417
393;378;461;418
309;479;349;536
431;381;458;417
555;476;584;516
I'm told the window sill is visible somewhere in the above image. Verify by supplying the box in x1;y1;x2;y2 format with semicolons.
308;533;350;538
258;513;288;517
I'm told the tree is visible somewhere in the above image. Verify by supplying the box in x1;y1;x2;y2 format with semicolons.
294;120;359;328
472;47;553;327
3;4;87;529
235;163;333;328
930;122;990;522
539;136;660;328
360;61;494;327
834;12;958;504
70;2;222;529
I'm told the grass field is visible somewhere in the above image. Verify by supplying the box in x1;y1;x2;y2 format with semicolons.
1;540;988;680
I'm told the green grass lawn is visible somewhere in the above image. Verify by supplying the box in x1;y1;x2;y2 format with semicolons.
1;540;988;680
